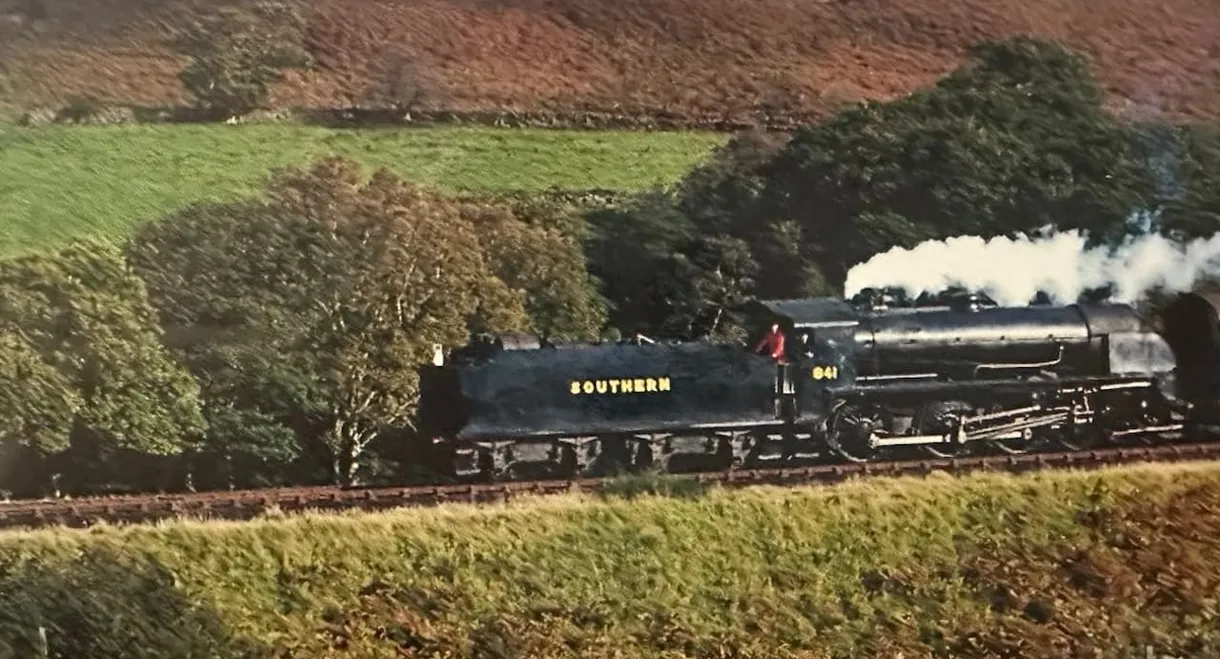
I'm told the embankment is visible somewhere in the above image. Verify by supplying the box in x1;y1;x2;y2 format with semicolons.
2;464;1219;658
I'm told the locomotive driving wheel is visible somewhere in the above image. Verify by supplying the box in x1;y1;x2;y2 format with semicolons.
826;400;886;463
916;401;974;459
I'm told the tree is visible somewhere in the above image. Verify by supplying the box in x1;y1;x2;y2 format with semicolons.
128;157;543;486
0;332;82;487
655;235;758;341
676;129;787;237
756;36;1159;289
0;242;204;495
584;188;766;340
126;199;322;489
169;0;311;117
269;158;531;483
460;201;607;341
674;130;832;300
585;191;697;335
1137;123;1220;239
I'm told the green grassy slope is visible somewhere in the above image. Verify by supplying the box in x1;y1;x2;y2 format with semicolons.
2;464;1219;658
0;123;725;256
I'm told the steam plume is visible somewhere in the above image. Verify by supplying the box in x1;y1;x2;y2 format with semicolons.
843;218;1220;306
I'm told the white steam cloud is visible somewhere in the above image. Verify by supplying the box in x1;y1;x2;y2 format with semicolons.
843;223;1220;306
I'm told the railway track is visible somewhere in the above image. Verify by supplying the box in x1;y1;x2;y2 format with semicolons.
3;441;1220;532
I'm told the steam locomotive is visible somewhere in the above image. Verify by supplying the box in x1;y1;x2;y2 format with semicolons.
417;288;1220;481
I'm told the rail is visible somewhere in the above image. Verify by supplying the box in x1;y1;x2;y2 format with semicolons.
2;442;1219;532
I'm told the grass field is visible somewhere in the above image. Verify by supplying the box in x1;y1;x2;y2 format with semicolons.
3;464;1220;658
0;123;726;256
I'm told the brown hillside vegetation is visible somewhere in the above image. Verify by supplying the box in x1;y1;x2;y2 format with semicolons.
1;0;1218;123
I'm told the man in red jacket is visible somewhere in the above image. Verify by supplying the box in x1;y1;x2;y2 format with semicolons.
754;323;786;361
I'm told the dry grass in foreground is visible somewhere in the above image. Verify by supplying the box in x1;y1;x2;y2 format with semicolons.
1;463;1219;658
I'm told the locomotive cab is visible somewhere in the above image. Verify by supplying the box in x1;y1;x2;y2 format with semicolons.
744;298;861;424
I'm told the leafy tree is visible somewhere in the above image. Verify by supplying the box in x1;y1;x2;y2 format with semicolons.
1136;123;1220;239
674;130;832;299
584;187;767;341
676;129;787;237
0;333;80;456
654;235;758;341
169;0;311;117
126;200;322;489
585;191;696;335
460;201;607;341
269;158;530;483
757;36;1159;288
0;242;204;495
128;157;543;486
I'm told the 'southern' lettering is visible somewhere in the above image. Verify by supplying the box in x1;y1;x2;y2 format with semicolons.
569;376;672;395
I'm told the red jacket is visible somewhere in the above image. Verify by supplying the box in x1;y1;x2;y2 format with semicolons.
754;329;785;360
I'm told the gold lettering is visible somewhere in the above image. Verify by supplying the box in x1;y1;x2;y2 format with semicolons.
568;376;674;394
811;365;839;381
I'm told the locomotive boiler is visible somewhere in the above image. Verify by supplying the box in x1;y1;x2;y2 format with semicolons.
418;289;1220;481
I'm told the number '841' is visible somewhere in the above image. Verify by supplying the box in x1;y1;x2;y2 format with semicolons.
812;365;839;380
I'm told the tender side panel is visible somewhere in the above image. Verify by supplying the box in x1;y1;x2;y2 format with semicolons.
454;342;779;440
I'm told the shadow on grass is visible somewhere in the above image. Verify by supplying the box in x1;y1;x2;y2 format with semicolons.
595;470;713;501
0;547;268;659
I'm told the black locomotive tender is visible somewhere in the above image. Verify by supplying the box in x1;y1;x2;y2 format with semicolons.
418;288;1220;480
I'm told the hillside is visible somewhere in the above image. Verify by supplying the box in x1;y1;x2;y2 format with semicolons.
1;0;1218;123
3;464;1220;658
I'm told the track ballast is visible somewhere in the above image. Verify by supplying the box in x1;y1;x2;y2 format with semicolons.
3;440;1219;532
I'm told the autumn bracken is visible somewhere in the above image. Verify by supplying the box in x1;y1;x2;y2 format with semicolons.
2;463;1219;658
